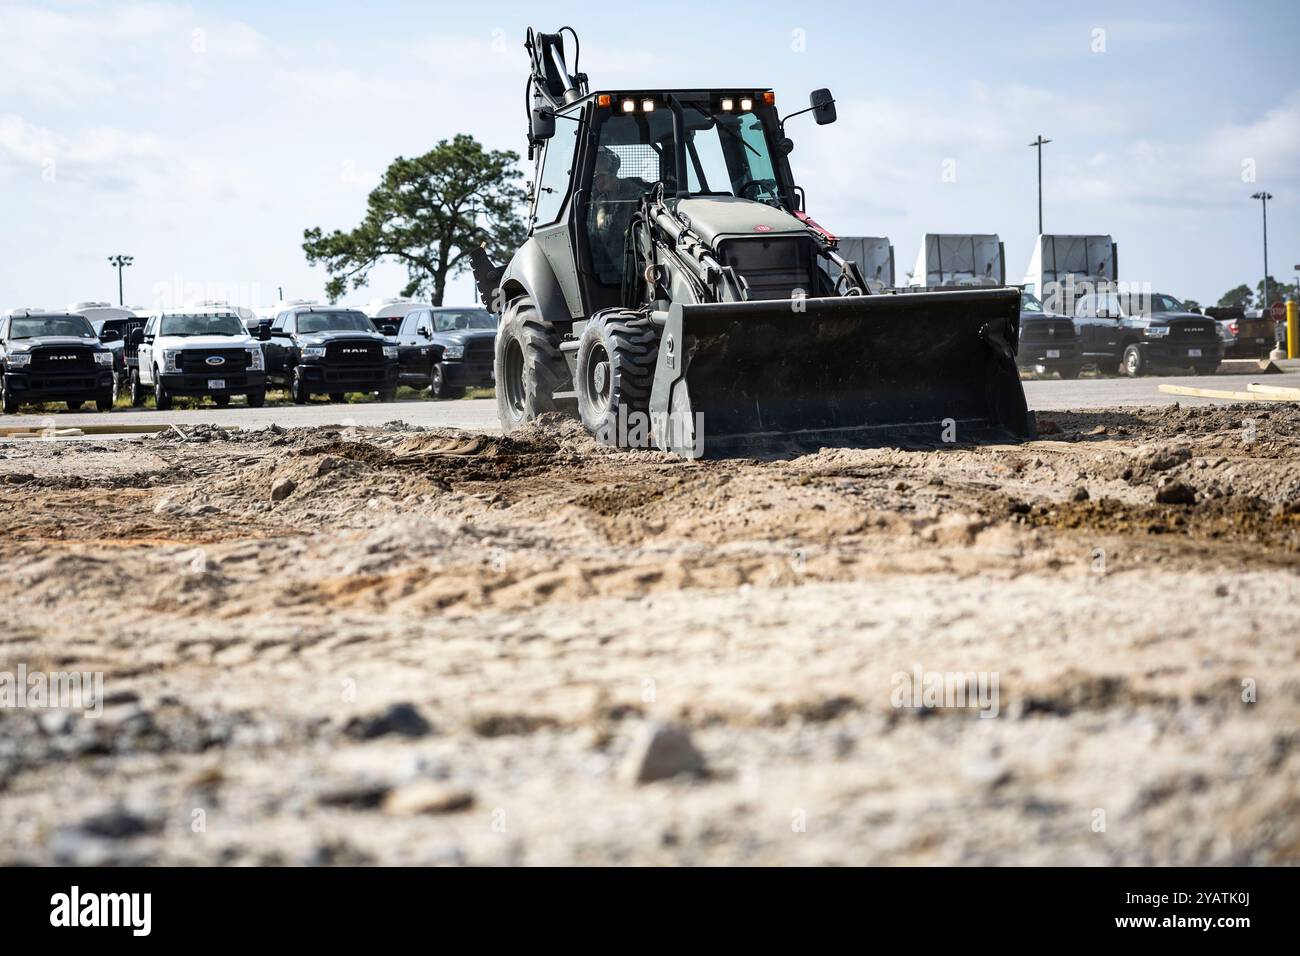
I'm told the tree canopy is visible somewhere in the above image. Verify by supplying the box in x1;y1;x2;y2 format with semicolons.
303;135;525;306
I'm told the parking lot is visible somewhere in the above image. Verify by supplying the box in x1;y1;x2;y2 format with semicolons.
4;368;1299;435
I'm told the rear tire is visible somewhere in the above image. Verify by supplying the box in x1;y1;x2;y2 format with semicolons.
379;388;397;403
1092;359;1116;377
329;392;345;404
1122;344;1146;378
1191;362;1219;376
1058;365;1081;380
66;401;82;412
153;371;172;411
575;310;659;446
494;296;575;434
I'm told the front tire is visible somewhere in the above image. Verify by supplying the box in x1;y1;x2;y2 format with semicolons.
95;388;113;412
2;379;19;414
575;310;658;446
1122;344;1146;378
130;369;147;407
246;389;266;408
66;400;83;412
291;366;309;404
1191;362;1220;376
214;395;231;407
429;364;465;400
494;296;575;434
328;392;346;404
378;388;397;403
153;370;172;411
1057;365;1081;380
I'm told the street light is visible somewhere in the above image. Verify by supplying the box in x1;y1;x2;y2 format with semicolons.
107;254;133;307
1028;135;1051;235
1250;192;1272;309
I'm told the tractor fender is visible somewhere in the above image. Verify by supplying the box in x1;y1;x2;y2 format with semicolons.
499;238;574;331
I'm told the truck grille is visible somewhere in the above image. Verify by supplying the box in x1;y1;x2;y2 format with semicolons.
326;340;383;363
1020;319;1076;342
1167;320;1217;344
463;338;494;363
718;236;816;301
31;346;95;371
179;348;249;372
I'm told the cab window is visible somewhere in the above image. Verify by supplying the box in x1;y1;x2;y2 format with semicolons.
534;108;582;227
1075;296;1094;318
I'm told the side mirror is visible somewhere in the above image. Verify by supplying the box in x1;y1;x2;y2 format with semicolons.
258;323;273;342
418;325;431;338
99;329;121;342
130;327;144;345
810;88;837;126
530;108;556;142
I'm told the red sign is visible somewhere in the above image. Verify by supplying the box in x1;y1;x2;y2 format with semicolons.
1271;301;1287;322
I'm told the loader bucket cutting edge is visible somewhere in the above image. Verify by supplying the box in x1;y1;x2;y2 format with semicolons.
647;288;1031;458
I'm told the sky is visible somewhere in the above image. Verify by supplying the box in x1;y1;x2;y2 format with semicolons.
2;0;1298;312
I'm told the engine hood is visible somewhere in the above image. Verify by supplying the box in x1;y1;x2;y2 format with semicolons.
672;196;809;247
158;334;255;349
5;336;104;351
297;330;387;347
432;329;495;345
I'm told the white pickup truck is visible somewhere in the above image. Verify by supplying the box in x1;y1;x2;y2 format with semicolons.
130;308;269;409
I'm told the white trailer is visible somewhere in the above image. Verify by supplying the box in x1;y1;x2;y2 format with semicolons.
837;237;895;291
1022;234;1118;308
907;234;1005;288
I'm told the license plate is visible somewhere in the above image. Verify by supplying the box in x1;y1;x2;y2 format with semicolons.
1256;338;1266;344
1187;349;1201;358
1045;349;1060;359
208;379;226;390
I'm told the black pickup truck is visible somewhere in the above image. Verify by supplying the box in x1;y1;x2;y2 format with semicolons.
1016;290;1081;378
1;311;117;412
263;306;398;403
388;307;497;399
1073;290;1222;376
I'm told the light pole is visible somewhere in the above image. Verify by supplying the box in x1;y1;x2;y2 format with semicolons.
107;254;134;306
1250;192;1271;309
1028;135;1051;235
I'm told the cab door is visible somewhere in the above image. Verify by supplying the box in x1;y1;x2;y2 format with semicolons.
266;312;291;380
397;309;429;379
1073;295;1097;358
137;316;158;384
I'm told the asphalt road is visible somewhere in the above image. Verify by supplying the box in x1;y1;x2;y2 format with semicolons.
2;370;1298;435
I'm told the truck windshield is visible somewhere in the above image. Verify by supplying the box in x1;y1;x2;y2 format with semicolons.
160;314;245;336
8;316;97;339
297;312;373;333
1021;293;1044;313
1117;293;1185;316
432;311;495;332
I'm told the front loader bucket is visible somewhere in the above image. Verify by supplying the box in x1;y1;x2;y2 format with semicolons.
647;288;1031;458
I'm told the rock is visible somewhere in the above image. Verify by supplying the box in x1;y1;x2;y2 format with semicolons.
1155;481;1196;505
623;723;707;784
344;702;433;740
383;782;476;816
317;782;391;810
1070;486;1090;502
74;805;161;839
270;477;296;502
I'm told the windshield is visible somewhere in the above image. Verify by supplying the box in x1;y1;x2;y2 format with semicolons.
160;313;246;336
432;310;495;332
1117;292;1185;316
297;311;373;334
9;316;96;339
681;107;779;199
1020;292;1044;313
